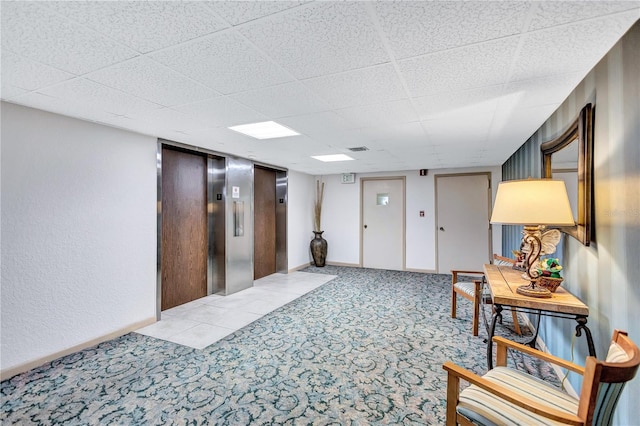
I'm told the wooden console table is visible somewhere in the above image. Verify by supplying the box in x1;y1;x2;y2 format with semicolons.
483;264;595;370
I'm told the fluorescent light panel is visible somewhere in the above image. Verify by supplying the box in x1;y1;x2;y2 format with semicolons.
228;120;299;139
312;154;355;162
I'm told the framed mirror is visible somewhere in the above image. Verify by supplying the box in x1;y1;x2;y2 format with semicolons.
541;103;593;246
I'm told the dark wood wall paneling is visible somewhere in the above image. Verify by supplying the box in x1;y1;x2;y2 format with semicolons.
161;147;208;310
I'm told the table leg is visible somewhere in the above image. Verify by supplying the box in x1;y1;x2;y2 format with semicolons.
575;316;597;358
525;310;542;349
487;304;503;370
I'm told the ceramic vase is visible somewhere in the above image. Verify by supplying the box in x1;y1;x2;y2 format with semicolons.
310;231;327;267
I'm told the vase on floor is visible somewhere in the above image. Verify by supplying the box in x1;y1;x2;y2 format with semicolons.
310;231;327;267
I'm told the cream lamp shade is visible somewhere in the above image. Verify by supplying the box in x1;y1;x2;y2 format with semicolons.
490;179;575;226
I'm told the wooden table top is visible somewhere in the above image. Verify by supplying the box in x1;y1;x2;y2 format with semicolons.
483;264;589;316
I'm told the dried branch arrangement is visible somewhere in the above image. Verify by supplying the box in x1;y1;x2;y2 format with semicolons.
314;180;325;232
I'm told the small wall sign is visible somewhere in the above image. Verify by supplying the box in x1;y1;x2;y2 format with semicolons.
232;186;240;199
341;173;356;184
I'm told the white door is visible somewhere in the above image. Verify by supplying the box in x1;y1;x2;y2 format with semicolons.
362;178;404;270
436;174;491;273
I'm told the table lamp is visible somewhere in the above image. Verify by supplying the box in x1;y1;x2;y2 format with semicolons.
490;178;575;298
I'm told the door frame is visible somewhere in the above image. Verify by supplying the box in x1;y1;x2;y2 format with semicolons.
359;176;406;269
434;172;493;273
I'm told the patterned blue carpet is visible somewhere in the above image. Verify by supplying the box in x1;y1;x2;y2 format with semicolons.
1;266;556;424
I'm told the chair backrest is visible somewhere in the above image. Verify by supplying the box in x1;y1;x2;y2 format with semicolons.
578;330;640;425
492;253;515;266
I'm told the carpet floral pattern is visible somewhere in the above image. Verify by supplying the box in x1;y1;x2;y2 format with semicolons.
1;266;559;424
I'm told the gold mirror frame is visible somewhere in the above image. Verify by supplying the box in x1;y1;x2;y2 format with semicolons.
541;103;593;246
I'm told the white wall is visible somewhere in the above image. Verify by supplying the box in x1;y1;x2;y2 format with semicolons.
1;103;158;374
319;167;502;271
286;170;316;270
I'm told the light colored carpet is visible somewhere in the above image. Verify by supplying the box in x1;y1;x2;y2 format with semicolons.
1;266;558;424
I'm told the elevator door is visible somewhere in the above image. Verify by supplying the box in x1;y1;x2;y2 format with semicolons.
254;166;276;280
161;147;207;310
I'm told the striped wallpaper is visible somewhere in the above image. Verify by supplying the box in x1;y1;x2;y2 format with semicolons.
500;20;639;425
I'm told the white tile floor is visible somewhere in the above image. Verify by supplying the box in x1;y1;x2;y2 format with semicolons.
135;271;336;349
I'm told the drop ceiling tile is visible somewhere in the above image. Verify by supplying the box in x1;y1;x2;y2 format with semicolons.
504;73;582;109
528;2;640;32
422;111;494;146
1;2;137;75
511;12;639;81
173;97;267;128
127;107;211;134
48;1;228;53
1;85;28;100
150;32;293;94
205;1;307;26
412;85;505;121
488;104;560;143
355;122;429;147
336;100;419;129
24;78;160;118
399;37;519;97
86;57;219;107
375;1;529;59
1;51;74;93
239;2;389;79
304;64;406;109
230;82;331;118
278;111;353;139
11;91;115;125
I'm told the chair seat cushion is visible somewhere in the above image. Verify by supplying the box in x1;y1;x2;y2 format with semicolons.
454;281;477;297
454;282;491;302
457;366;578;426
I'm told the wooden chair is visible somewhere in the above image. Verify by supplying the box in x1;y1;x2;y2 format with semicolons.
451;254;521;336
443;329;640;426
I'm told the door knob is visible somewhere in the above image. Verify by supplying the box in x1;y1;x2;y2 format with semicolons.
439;227;445;231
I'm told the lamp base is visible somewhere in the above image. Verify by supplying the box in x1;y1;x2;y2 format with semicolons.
516;283;552;298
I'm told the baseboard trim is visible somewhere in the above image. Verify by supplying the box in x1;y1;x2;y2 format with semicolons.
0;317;156;381
517;313;579;398
405;268;437;273
326;261;360;268
288;263;312;273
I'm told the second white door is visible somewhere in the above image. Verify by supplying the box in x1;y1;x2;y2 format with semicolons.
362;178;405;270
436;173;491;273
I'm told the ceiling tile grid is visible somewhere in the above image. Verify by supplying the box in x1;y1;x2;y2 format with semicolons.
172;96;268;129
411;85;506;121
1;1;638;174
510;11;640;82
303;64;407;110
1;1;138;75
204;1;308;26
238;2;390;79
335;99;420;130
85;57;219;108
149;31;293;95
18;78;161;119
527;1;640;32
1;51;75;95
230;82;332;119
47;1;229;54
374;1;529;59
398;37;521;98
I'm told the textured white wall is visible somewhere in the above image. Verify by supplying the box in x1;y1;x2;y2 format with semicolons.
1;103;157;373
286;170;316;270
319;167;502;271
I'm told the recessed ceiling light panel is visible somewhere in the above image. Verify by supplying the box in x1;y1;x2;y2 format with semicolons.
228;121;299;139
311;154;355;162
